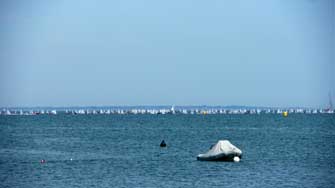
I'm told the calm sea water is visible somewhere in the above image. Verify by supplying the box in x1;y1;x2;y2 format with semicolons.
0;114;335;188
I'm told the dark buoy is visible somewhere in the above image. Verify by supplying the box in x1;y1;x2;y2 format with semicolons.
160;140;166;147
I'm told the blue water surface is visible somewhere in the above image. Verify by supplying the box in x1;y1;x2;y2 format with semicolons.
0;114;334;187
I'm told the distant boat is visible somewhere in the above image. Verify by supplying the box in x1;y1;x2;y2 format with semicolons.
325;91;334;113
5;110;11;115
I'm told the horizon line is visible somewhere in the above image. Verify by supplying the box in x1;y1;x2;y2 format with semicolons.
0;104;329;109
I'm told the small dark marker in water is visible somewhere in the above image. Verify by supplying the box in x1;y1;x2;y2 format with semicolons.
160;140;166;147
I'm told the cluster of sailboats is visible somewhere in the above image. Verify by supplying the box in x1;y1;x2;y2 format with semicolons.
0;109;57;116
1;107;334;116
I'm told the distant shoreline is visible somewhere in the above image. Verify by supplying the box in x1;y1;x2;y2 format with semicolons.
0;105;325;110
1;106;333;115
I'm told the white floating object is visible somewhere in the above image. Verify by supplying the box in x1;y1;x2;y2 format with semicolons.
197;140;242;161
233;156;240;162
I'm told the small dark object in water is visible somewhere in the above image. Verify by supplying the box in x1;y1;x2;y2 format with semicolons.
160;140;166;147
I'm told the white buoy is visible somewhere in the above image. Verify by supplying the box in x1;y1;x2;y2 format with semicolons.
70;158;73;161
233;156;240;162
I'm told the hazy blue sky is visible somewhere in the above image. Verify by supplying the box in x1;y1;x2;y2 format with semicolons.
0;0;334;108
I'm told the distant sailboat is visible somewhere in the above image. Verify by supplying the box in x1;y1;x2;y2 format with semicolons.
325;91;334;113
329;91;333;110
171;105;175;114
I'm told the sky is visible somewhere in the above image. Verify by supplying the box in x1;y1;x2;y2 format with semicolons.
0;0;334;108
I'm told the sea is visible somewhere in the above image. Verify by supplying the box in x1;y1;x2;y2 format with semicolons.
0;114;334;188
